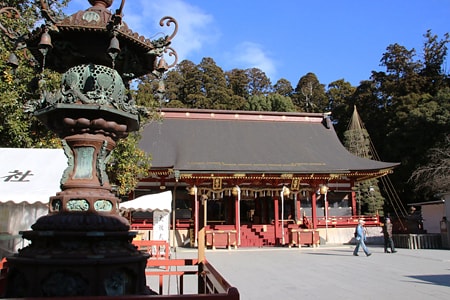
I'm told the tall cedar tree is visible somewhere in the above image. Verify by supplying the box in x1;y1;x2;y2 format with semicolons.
293;72;328;112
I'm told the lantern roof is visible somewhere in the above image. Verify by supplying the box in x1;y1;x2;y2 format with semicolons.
26;0;177;79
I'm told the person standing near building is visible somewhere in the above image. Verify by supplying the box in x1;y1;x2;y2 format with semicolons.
353;219;372;257
383;217;397;253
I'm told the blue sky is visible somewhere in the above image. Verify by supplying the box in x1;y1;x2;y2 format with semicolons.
67;0;449;87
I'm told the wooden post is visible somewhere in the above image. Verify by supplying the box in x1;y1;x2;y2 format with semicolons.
311;192;317;229
194;189;199;247
274;196;279;245
198;196;205;293
234;189;240;247
198;197;206;263
171;182;177;249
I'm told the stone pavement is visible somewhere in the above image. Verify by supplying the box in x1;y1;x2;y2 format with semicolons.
159;245;450;300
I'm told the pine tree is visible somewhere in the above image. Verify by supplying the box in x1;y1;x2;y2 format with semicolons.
344;106;385;215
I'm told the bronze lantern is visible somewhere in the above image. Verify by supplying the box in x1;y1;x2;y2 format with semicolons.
0;0;178;297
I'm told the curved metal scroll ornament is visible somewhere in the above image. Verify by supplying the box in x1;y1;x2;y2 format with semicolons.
153;16;178;75
39;0;58;24
164;46;178;69
159;16;178;44
117;0;125;16
0;6;21;40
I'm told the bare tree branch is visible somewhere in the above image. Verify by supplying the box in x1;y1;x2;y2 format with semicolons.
409;134;450;193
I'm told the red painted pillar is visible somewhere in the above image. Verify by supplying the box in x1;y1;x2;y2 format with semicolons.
235;194;240;246
274;196;279;244
351;190;357;216
311;192;317;229
350;179;357;216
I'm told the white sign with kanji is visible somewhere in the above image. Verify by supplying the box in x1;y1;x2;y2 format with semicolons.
153;210;170;242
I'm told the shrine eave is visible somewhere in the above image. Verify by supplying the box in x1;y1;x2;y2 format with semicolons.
146;168;394;182
140;108;399;180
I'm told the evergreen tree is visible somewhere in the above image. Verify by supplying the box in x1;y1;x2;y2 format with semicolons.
227;94;247;110
245;94;272;111
162;68;186;105
198;57;232;109
244;93;295;112
273;78;294;98
293;72;328;112
326;79;356;138
245;67;272;96
405;87;450;198
107;131;151;197
172;59;204;107
421;30;450;95
269;93;296;112
225;68;250;99
355;31;449;203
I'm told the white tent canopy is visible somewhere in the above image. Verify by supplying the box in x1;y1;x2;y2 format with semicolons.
120;191;172;212
0;148;67;255
0;148;67;204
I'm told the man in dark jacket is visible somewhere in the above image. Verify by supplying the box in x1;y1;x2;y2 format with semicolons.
383;218;397;253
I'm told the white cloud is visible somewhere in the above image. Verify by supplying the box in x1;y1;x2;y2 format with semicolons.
227;42;277;81
123;0;219;65
63;1;278;82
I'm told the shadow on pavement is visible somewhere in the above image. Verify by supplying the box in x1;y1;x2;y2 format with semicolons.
407;274;450;287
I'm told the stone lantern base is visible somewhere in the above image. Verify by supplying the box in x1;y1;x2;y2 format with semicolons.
6;221;150;297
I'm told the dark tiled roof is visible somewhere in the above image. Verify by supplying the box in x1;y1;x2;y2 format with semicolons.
140;109;399;174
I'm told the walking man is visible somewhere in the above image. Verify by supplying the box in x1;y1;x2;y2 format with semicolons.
383;217;397;253
353;219;372;257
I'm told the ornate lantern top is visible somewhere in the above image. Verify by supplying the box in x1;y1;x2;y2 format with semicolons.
1;0;178;132
88;0;114;7
25;0;178;80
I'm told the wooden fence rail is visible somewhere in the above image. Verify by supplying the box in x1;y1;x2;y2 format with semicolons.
0;243;239;300
393;234;442;249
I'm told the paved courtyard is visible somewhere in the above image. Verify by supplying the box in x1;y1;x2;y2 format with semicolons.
159;245;450;300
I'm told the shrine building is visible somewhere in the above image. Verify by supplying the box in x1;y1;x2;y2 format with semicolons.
130;108;399;248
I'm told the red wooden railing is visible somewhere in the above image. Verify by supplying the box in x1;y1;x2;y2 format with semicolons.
315;215;380;227
0;241;239;299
